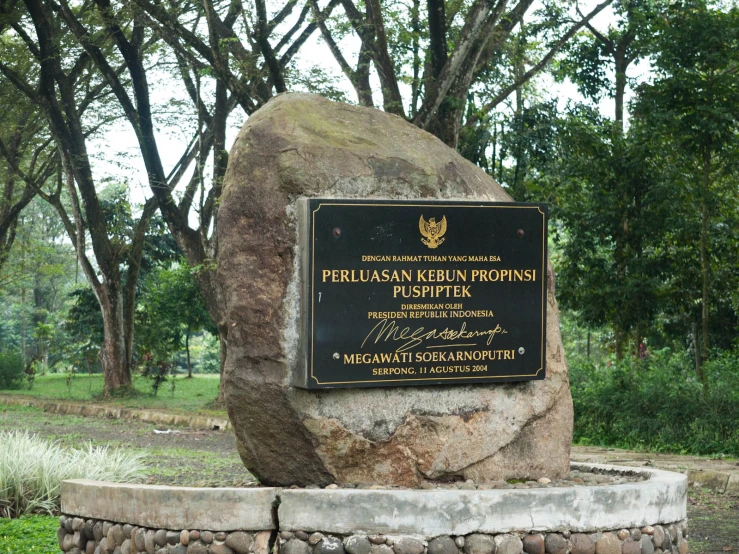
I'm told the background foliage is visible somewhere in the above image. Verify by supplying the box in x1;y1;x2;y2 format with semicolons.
570;349;739;455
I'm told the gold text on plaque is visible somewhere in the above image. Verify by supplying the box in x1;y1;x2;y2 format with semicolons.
419;215;447;248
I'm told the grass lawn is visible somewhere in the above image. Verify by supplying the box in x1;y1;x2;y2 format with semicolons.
0;373;225;416
0;516;59;553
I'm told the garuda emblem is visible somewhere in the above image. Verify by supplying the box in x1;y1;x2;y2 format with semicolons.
419;215;447;249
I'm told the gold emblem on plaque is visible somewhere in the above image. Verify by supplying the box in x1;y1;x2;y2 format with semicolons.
419;215;447;248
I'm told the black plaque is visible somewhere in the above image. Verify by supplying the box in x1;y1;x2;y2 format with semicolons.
296;199;547;389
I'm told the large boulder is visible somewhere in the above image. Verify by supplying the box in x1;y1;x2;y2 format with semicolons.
217;93;573;487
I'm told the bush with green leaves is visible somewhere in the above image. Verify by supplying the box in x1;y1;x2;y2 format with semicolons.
571;349;739;456
0;350;24;390
0;431;146;518
0;515;59;553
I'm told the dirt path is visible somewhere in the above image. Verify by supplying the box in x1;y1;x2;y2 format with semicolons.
572;445;739;483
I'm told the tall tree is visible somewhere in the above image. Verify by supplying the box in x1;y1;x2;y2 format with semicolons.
47;0;331;400
0;1;183;393
137;260;216;378
634;0;739;373
557;0;659;129
550;106;668;359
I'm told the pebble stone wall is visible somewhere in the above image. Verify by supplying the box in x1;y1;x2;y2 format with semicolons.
56;517;689;554
56;516;271;554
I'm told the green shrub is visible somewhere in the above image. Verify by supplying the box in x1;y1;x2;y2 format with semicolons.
0;431;147;518
0;515;59;553
0;351;24;390
570;349;739;456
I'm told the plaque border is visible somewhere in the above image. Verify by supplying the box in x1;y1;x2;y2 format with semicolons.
306;200;547;387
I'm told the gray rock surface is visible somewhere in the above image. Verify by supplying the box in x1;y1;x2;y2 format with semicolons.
639;537;654;554
315;537;346;554
595;534;620;554
569;534;595;554
393;537;425;554
135;529;146;552
187;542;208;554
621;540;640;554
466;534;497;554
155;530;168;547
544;534;567;554
371;546;395;554
58;527;68;550
283;539;313;554
494;535;523;554
428;536;458;554
218;93;573;487
208;544;234;554
225;532;254;554
109;525;124;547
346;536;372;554
652;527;665;549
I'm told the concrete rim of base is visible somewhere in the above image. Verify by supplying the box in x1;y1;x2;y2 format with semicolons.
60;480;279;531
61;463;686;535
278;462;687;536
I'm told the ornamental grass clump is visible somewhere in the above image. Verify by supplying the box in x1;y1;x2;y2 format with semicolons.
0;430;146;518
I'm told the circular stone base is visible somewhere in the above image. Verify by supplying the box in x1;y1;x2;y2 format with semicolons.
59;463;689;554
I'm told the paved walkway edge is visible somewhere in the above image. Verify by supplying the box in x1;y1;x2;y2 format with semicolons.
0;394;231;431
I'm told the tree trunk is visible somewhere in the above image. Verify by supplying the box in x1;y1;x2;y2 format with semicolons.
427;0;448;80
428;99;463;148
218;332;227;404
411;0;421;117
700;148;711;368
614;51;627;130
186;327;192;378
20;285;27;362
99;285;132;395
692;321;703;384
615;327;624;361
189;264;227;402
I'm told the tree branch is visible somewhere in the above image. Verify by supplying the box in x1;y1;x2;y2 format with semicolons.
253;0;287;91
466;0;613;128
414;0;507;128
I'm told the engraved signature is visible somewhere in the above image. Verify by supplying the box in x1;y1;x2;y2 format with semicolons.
361;319;507;353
